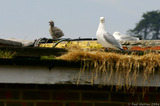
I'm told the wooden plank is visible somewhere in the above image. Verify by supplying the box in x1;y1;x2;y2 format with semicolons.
0;47;67;57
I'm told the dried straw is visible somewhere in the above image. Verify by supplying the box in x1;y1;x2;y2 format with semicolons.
57;45;160;91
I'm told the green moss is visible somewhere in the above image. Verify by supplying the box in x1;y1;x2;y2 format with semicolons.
0;50;15;59
41;55;55;60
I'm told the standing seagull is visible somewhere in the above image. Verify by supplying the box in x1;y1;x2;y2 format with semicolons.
49;21;64;39
96;17;124;50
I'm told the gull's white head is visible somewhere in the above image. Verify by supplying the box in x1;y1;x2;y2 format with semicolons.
113;32;121;36
100;17;105;23
113;31;121;40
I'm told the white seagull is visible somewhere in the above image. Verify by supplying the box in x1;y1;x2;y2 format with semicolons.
96;17;124;50
113;31;139;41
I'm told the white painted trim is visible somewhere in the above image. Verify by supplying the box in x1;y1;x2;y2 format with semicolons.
0;65;159;87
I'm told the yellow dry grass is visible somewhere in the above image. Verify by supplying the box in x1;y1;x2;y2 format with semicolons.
56;45;160;92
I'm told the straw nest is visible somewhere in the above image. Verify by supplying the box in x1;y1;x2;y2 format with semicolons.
56;45;160;92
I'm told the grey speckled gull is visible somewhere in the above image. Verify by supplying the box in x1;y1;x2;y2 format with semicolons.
96;17;124;50
49;21;64;39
